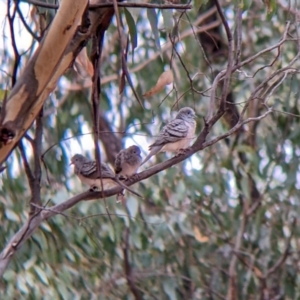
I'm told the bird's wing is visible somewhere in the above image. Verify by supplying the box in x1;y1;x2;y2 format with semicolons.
80;160;97;177
100;163;115;178
150;119;188;148
114;151;123;174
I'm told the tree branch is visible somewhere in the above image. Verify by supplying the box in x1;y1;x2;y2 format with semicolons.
122;228;143;300
20;0;192;10
0;0;117;165
0;105;273;277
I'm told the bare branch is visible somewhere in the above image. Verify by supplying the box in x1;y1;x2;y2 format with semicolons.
122;228;143;300
20;0;192;10
213;0;233;113
7;0;20;87
30;109;43;214
264;218;296;278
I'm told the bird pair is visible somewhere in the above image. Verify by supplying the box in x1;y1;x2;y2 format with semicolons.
70;145;142;197
70;106;197;195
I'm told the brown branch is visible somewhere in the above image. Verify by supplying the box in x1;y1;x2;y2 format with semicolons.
30;108;43;214
0;0;119;165
7;0;20;87
18;139;35;184
226;207;248;300
20;0;192;10
99;110;122;165
16;2;40;41
90;24;114;223
213;0;233;114
235;6;242;65
122;228;142;300
235;251;263;278
264;218;296;278
207;21;291;121
112;0;143;107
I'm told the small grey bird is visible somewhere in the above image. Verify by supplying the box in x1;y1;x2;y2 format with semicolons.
141;107;196;165
70;154;142;198
114;145;142;179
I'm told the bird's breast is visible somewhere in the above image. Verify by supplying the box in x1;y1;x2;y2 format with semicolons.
77;173;116;189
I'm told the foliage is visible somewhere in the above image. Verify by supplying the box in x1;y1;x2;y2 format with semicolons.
1;0;300;299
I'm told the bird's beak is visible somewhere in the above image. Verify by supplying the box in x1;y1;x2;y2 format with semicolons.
69;162;74;166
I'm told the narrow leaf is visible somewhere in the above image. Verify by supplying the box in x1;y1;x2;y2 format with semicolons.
74;47;94;78
124;8;137;64
124;8;137;51
147;8;161;52
143;69;174;97
162;9;173;33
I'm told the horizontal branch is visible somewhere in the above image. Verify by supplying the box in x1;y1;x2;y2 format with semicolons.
20;0;192;10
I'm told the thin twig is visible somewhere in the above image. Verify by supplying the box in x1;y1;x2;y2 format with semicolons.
235;5;242;65
31;108;43;214
264;218;296;278
112;0;143;107
122;228;142;300
214;0;233;113
18;139;35;184
91;28;113;225
7;0;20;87
19;0;192;10
16;3;40;41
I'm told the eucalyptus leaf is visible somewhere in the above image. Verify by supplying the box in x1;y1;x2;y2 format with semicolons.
147;8;162;54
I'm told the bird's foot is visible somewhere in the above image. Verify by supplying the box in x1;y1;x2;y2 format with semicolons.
90;185;99;192
116;174;128;181
116;192;126;204
175;148;190;156
129;173;140;182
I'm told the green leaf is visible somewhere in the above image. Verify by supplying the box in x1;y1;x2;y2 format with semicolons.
0;89;8;101
266;0;277;20
5;209;20;222
147;8;161;52
240;176;250;199
2;270;15;281
124;8;137;57
162;9;173;33
34;266;49;285
126;196;139;218
57;282;69;299
23;256;37;270
163;279;178;300
153;237;165;251
17;275;29;294
194;0;210;10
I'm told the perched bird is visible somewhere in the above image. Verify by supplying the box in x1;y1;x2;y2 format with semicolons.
70;154;142;198
141;107;197;165
114;145;142;179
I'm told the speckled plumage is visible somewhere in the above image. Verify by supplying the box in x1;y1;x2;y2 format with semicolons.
70;154;142;197
141;107;196;165
114;145;142;178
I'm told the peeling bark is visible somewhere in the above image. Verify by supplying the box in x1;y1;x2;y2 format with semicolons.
0;0;115;165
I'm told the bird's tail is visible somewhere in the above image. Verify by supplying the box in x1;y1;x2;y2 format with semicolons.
140;146;162;166
114;178;143;198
